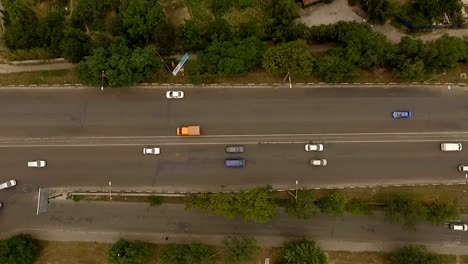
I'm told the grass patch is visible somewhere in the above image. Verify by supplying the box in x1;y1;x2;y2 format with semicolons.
68;194;186;204
31;240;466;264
328;251;391;264
0;70;79;86
184;0;214;25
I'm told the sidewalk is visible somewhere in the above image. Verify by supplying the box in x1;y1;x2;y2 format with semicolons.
0;62;74;74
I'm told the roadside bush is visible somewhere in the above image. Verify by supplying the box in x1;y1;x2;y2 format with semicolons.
221;235;258;264
423;201;460;226
108;239;151;264
185;186;277;223
159;242;214;264
315;55;358;82
317;192;347;216
277;239;327;264
390;245;448;264
60;28;92;63
285;190;319;219
148;195;163;207
0;234;40;264
383;193;426;229
345;199;371;215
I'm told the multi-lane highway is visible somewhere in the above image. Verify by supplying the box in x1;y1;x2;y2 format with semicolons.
1;85;468;250
0;87;467;190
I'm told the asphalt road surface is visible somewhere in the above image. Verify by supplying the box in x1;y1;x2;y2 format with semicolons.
0;86;467;137
0;142;466;190
1;200;467;254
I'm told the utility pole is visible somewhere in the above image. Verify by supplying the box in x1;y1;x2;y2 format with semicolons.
288;180;299;203
101;70;105;91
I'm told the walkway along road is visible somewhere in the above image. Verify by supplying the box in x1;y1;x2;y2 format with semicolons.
1;200;468;255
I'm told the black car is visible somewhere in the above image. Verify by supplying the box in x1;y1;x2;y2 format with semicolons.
225;145;245;153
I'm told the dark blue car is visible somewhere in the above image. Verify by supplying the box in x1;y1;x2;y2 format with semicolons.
392;111;411;119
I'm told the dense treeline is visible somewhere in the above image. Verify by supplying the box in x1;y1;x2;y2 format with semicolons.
2;0;467;86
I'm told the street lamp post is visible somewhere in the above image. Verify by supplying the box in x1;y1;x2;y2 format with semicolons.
295;180;298;203
101;70;105;91
288;180;299;203
109;181;112;202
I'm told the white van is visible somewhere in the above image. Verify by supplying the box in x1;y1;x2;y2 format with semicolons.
441;143;462;151
449;223;468;231
458;165;468;172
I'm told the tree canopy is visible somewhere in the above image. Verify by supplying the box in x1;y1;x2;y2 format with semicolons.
384;193;426;229
0;234;39;264
277;239;327;264
108;239;151;264
75;39;160;87
198;37;266;75
423;201;460;226
221;235;258;264
262;39;315;78
317;192;347;216
121;0;166;46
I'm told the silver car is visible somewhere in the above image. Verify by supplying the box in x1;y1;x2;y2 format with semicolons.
143;147;160;155
225;145;244;153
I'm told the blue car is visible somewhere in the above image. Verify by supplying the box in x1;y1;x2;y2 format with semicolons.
392;111;411;119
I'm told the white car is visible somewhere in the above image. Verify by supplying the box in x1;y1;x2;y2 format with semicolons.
310;159;327;166
143;147;160;155
449;223;468;231
27;160;47;168
166;91;184;99
0;180;17;190
305;144;324;152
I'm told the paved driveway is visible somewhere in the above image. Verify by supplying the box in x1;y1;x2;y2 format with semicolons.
297;0;364;27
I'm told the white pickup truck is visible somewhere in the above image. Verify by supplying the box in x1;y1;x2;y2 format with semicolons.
27;160;47;168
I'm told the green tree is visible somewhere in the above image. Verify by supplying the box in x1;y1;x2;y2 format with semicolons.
159;243;214;264
37;11;65;56
424;201;460;226
262;39;315;78
3;1;40;50
175;21;207;51
148;195;163;207
383;193;426;229
121;0;166;46
317;192;347;216
425;35;468;73
71;0;98;30
185;186;277;223
108;239;150;264
198;37;266;75
336;26;392;69
0;234;39;264
266;0;300;42
75;40;160;87
316;55;357;82
277;239;327;264
345;199;371;215
388;36;427;80
285;190;319;219
390;245;448;264
359;0;392;24
221;235;258;264
60;28;92;63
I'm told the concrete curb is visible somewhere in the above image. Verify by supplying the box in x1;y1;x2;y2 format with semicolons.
59;180;466;197
0;82;466;89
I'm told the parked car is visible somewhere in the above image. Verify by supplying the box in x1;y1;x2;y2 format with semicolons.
310;159;327;166
225;145;244;153
166;91;184;99
0;180;17;190
392;111;411;119
305;144;323;152
449;223;468;231
143;147;160;155
27;160;47;168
